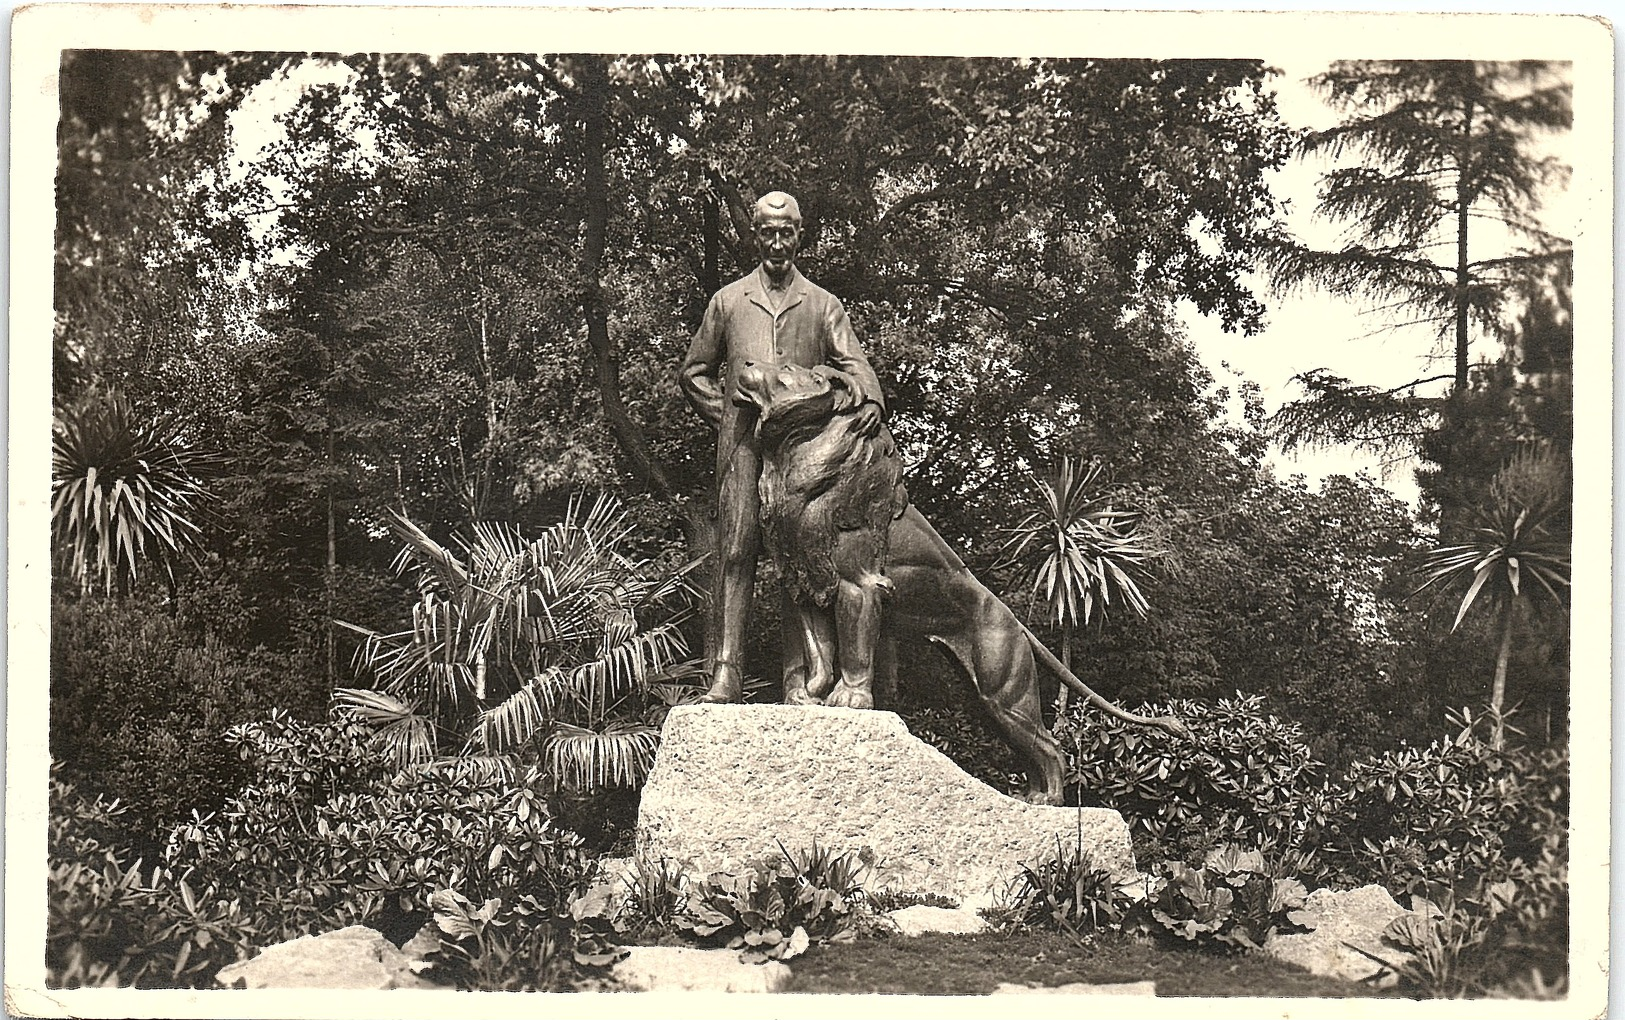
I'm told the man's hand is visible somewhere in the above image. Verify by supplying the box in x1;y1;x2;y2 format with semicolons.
847;401;883;438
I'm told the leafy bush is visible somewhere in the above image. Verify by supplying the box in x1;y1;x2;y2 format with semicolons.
1313;717;1568;897
410;888;596;992
50;592;327;853
47;774;259;988
164;710;598;944
1352;876;1565;999
674;844;872;963
1130;846;1315;952
1060;693;1325;866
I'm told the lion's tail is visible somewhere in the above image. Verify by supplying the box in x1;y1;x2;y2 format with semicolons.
1016;620;1190;739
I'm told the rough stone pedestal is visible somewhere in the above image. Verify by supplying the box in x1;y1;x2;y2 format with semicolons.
636;705;1136;909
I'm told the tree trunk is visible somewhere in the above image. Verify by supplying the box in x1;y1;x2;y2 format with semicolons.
703;191;721;299
1055;628;1072;719
577;56;682;503
1453;86;1476;394
1491;600;1513;750
325;405;337;687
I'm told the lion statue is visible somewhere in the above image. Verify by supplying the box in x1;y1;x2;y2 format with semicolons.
732;361;1187;805
734;361;907;710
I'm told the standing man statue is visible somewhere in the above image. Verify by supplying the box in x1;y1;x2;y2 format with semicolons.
679;191;886;704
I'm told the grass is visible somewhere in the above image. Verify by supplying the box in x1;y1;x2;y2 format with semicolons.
783;928;1403;997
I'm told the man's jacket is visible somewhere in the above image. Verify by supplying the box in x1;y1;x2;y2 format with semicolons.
679;265;885;432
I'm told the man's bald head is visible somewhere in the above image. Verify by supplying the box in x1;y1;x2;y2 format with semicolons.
753;191;803;226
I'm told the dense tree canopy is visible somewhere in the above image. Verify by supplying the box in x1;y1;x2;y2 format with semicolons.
50;50;1571;816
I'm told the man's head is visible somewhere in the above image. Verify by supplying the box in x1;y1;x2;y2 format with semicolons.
753;191;803;283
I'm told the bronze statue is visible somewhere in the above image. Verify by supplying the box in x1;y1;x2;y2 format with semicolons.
678;189;1187;802
732;363;907;708
678;191;885;704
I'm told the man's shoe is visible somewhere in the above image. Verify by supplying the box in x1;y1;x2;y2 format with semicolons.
699;662;744;704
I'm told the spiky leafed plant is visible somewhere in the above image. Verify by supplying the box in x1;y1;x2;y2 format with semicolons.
336;492;703;791
51;388;217;596
995;457;1153;716
1413;447;1570;748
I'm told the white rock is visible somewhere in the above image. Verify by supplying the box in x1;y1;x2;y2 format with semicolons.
992;980;1157;995
637;705;1137;907
610;945;793;992
886;905;989;936
1265;884;1413;985
215;925;433;990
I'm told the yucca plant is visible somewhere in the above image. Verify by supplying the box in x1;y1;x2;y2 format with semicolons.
337;492;704;791
1414;447;1570;749
996;457;1154;715
51;388;217;596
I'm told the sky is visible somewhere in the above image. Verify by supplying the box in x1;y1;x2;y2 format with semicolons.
1183;58;1574;507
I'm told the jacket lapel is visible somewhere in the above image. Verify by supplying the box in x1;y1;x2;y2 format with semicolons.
747;267;806;318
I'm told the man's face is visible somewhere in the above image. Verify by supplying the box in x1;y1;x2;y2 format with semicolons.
754;212;801;280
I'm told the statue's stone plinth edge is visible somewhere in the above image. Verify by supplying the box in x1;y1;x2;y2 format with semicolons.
636;703;1136;907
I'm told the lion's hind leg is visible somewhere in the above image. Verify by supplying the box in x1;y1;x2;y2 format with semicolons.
930;624;1067;806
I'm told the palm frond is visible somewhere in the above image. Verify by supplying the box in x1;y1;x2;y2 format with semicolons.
565;622;692;723
1412;446;1570;630
467;666;571;754
996;456;1155;629
333;688;437;766
543;722;661;792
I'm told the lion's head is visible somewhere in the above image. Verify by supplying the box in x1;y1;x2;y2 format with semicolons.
732;362;857;446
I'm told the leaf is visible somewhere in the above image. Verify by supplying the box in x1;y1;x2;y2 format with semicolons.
430;889;478;938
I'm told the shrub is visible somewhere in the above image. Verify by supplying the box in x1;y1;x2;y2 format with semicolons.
1060;693;1325;866
47;774;260;988
410;888;589;992
1310;712;1567;895
1352;876;1566;998
50;592;326;853
1130;845;1315;952
164;710;598;944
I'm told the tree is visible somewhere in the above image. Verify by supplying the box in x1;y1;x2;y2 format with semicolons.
1264;60;1571;453
51;388;218;597
996;457;1152;717
1414;447;1570;748
337;492;702;791
54;51;290;410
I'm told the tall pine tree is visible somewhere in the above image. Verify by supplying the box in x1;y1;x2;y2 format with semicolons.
1263;60;1571;456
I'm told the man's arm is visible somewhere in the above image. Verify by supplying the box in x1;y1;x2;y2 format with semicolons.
678;294;728;429
823;298;885;412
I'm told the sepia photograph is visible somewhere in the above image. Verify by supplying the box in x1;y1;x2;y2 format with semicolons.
7;6;1612;1018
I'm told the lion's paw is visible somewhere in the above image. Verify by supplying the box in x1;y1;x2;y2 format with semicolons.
824;685;874;710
